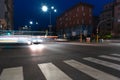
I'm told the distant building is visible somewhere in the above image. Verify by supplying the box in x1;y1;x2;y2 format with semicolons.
99;2;114;36
114;0;120;37
100;0;120;37
56;2;93;38
0;0;13;30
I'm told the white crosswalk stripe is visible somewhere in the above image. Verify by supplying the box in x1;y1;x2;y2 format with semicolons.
111;54;120;57
64;59;120;80
0;67;23;80
38;63;72;80
1;54;120;80
83;57;120;71
99;55;120;62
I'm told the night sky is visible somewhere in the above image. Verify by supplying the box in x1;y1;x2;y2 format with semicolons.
14;0;114;30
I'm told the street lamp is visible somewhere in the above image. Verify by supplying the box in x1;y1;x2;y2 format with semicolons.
96;17;114;43
29;21;33;25
42;5;57;35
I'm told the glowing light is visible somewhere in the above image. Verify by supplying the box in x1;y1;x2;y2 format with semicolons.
54;9;57;12
51;6;54;9
29;44;45;51
29;21;33;25
42;5;48;12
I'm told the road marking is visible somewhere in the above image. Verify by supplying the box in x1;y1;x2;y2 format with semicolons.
64;60;120;80
83;57;120;71
0;67;23;80
111;54;120;57
38;63;72;80
99;55;120;62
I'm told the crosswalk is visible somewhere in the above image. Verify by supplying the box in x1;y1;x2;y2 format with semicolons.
0;53;120;80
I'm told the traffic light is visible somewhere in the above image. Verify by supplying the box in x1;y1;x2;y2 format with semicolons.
7;32;11;35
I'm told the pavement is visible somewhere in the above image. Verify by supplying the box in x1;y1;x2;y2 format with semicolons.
0;39;120;80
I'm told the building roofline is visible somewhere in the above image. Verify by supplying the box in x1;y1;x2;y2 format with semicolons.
57;2;94;18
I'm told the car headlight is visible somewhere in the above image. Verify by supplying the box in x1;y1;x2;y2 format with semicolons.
27;41;32;45
38;39;43;42
32;40;37;42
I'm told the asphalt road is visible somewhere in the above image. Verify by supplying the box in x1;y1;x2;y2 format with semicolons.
0;42;120;80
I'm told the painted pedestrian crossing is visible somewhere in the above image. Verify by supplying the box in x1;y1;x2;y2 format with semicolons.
38;63;72;80
0;67;23;80
0;53;120;80
83;57;120;71
111;54;120;57
64;60;120;80
99;55;120;62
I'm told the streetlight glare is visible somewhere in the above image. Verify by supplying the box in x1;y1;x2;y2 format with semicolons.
51;6;54;9
30;21;33;25
36;22;38;25
42;5;48;12
54;9;57;12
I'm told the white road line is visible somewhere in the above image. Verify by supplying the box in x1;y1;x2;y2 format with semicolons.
64;60;120;80
99;55;120;62
111;54;120;57
84;57;120;71
38;63;72;80
0;67;23;80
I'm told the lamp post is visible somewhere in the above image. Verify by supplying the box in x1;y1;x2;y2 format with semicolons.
42;5;57;35
29;21;33;37
96;17;114;43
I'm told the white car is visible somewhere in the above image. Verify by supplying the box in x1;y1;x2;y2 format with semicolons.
31;38;43;44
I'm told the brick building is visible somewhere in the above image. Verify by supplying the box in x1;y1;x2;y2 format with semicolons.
114;0;120;37
99;2;114;36
100;0;120;38
56;2;93;38
0;0;13;30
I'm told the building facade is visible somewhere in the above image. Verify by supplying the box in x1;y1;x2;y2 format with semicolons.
100;0;120;37
56;2;93;38
0;0;7;30
0;0;13;30
114;0;120;36
99;2;114;36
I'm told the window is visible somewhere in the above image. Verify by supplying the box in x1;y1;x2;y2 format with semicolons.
89;20;92;24
82;6;84;11
66;18;68;21
76;13;78;17
89;14;92;17
83;12;85;16
82;19;84;24
77;20;79;24
77;7;79;12
89;8;91;13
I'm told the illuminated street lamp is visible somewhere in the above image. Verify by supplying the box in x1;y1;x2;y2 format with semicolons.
29;21;33;25
42;5;48;12
42;5;57;35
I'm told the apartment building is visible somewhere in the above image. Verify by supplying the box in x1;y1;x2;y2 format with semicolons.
100;0;120;37
0;0;13;30
99;2;114;36
114;0;120;36
56;2;93;38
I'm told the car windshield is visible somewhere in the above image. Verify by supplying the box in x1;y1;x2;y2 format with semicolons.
0;0;120;80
